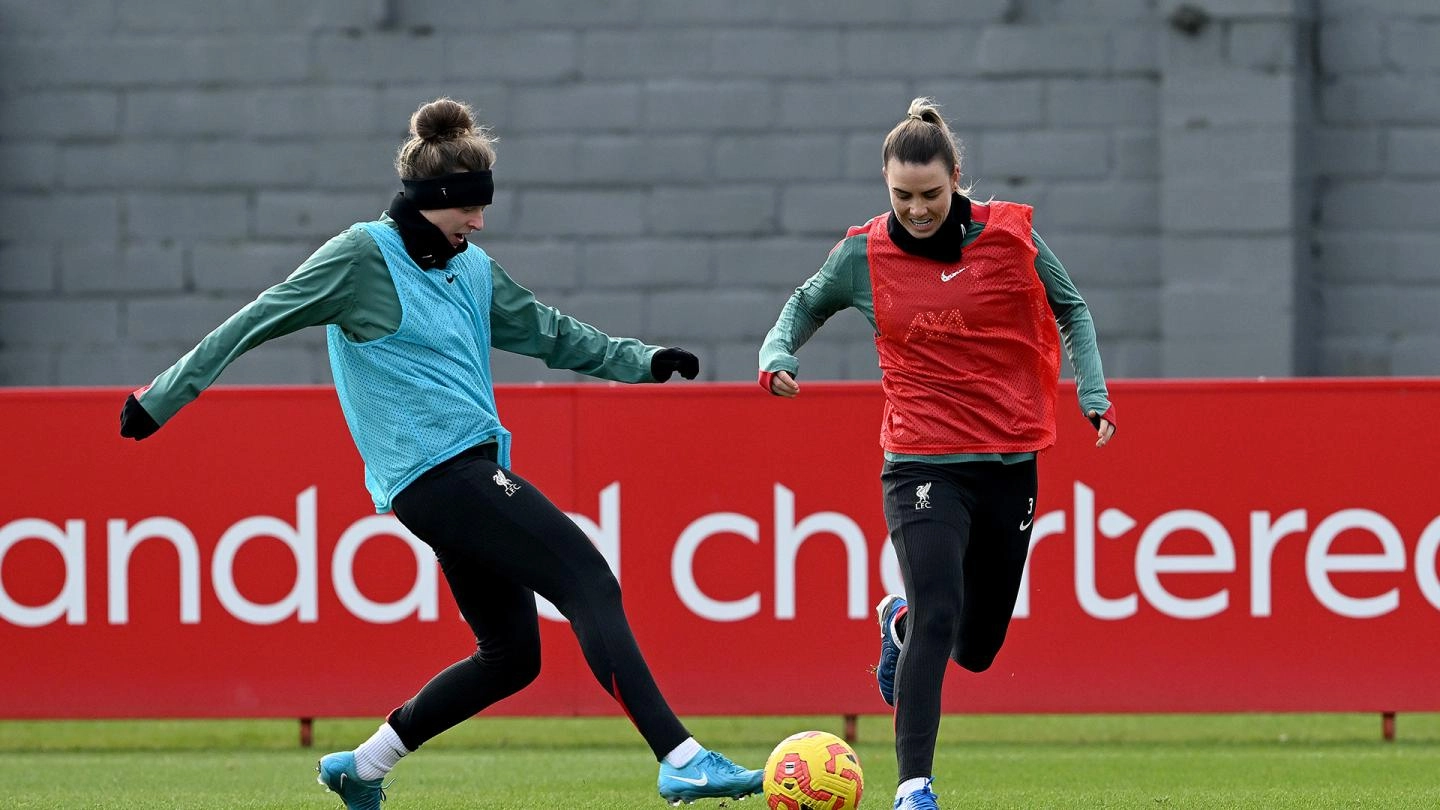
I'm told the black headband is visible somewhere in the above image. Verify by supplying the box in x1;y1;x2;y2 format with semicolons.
401;170;494;210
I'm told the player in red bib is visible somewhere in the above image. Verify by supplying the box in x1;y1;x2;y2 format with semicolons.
758;97;1117;810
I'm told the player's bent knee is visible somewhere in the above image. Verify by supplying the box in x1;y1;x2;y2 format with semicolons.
513;646;543;688
953;645;1001;673
473;639;543;691
957;656;995;673
494;652;542;696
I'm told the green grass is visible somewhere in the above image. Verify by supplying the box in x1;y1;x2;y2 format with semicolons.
3;713;1439;808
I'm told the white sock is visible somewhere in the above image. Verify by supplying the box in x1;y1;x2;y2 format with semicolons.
354;723;408;781
663;737;703;767
896;777;930;800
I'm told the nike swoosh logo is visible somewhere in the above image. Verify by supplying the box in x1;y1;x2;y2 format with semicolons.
665;774;709;786
940;267;967;282
1019;517;1034;531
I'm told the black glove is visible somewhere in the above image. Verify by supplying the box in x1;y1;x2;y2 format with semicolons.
651;348;699;382
119;394;160;440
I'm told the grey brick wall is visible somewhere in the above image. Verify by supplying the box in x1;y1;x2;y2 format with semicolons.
0;0;1436;388
1315;2;1440;375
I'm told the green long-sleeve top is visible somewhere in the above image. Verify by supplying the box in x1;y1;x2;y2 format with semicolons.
139;214;660;426
759;220;1112;464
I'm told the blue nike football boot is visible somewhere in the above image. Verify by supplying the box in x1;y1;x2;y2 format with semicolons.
317;751;387;810
657;748;763;805
876;594;908;706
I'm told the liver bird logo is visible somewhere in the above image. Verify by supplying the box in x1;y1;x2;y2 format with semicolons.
915;482;933;510
492;469;521;496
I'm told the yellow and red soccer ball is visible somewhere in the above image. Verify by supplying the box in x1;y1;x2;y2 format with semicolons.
762;730;865;809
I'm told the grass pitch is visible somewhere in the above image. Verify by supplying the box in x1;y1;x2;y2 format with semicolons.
2;713;1438;808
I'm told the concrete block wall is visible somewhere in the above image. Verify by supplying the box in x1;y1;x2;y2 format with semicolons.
1314;0;1440;375
0;0;1435;388
1158;0;1319;375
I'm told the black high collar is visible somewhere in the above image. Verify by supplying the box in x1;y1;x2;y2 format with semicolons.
887;193;971;263
386;192;467;271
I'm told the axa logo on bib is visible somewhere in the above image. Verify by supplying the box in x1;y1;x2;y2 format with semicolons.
3;481;1439;628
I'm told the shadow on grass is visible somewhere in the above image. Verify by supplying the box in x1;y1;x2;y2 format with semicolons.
3;713;1439;754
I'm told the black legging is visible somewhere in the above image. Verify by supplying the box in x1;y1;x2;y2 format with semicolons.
881;458;1037;781
387;444;690;759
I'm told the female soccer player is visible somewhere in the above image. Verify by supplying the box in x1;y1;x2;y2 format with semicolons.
758;97;1116;810
120;97;761;808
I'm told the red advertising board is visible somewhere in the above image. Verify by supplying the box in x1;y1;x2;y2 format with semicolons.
2;380;1438;719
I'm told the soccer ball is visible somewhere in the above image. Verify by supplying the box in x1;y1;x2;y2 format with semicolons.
762;730;864;809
